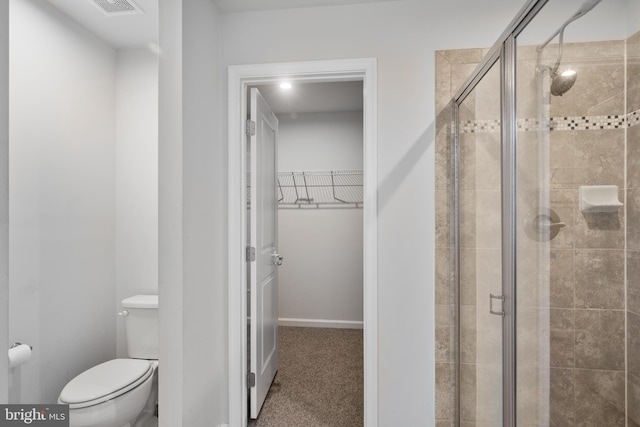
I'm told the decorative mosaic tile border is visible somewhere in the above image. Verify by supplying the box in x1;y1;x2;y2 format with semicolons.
460;109;640;133
548;114;626;131
460;119;500;133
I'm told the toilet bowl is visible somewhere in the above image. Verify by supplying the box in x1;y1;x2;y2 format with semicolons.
58;295;159;427
58;359;157;427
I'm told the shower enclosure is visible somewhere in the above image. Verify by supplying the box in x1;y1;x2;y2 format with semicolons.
435;0;640;425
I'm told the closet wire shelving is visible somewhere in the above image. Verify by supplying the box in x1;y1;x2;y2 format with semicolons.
277;170;363;208
246;170;364;209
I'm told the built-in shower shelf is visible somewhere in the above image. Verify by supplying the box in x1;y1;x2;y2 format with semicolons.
278;170;363;209
579;185;623;213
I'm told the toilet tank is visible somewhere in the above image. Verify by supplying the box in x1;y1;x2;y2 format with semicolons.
122;295;158;359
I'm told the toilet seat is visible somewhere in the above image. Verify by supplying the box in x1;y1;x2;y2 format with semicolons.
59;359;154;410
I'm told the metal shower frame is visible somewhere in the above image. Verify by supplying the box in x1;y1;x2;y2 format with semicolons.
449;0;549;425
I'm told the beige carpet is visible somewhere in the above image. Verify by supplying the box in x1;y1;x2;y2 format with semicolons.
249;326;363;427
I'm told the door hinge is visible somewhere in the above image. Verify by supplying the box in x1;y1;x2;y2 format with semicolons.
246;120;256;136
248;372;256;388
246;246;256;262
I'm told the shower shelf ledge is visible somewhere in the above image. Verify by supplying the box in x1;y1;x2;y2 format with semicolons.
579;185;623;213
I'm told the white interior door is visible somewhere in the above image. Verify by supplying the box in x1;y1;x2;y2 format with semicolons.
249;88;280;419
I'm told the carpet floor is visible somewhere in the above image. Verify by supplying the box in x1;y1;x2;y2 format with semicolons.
249;326;363;427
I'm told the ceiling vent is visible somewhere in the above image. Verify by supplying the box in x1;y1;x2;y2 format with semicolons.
89;0;144;16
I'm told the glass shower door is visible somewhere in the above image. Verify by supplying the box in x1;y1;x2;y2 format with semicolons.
445;1;634;425
514;1;629;424
457;57;504;426
513;35;553;424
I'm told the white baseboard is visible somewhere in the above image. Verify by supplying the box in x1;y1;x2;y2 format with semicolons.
278;317;363;329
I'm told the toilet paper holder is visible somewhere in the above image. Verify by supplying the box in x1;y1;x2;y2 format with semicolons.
8;342;33;369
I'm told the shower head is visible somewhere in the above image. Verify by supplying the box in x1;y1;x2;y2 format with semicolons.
536;0;602;95
550;69;577;96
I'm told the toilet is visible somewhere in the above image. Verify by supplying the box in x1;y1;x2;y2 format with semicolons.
58;295;159;427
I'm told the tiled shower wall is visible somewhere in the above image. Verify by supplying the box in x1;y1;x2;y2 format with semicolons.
435;33;640;426
544;39;626;427
627;30;640;427
435;48;485;427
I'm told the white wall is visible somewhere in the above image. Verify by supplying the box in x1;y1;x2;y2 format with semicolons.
278;111;363;326
0;0;8;404
9;0;116;404
115;48;159;357
278;111;363;170
221;1;524;424
279;209;363;324
158;0;226;425
628;0;640;35
182;0;226;424
158;0;185;424
517;0;630;46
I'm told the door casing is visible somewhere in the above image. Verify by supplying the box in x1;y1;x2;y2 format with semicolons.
227;58;378;427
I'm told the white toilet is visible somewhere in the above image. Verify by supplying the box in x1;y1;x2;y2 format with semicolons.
58;295;159;427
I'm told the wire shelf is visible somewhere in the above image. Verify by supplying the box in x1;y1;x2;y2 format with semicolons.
278;170;363;208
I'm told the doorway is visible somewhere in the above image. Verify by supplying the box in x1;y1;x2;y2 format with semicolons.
249;80;365;424
227;59;378;427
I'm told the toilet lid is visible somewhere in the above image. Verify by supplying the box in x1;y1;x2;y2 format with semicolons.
59;359;153;408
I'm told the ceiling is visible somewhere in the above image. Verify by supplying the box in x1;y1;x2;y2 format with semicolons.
44;0;402;48
40;2;364;114
45;0;158;48
212;0;403;14
252;81;363;115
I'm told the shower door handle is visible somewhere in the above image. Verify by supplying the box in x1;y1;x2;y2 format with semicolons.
489;294;505;317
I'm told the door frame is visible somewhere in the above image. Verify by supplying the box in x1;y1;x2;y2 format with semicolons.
227;58;378;427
